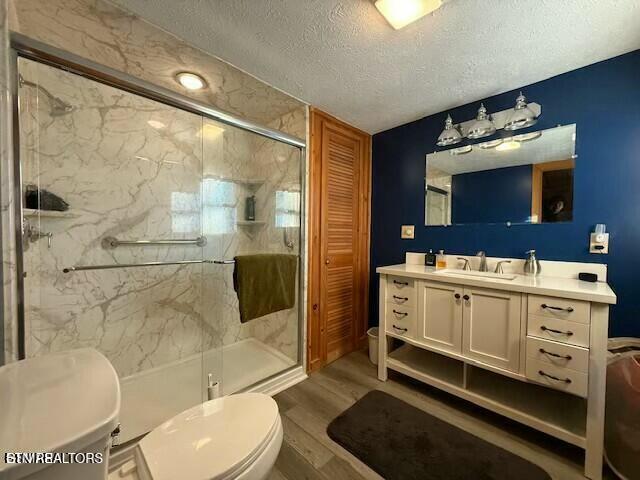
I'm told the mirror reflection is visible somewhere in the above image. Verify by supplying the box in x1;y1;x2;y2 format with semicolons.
425;124;576;226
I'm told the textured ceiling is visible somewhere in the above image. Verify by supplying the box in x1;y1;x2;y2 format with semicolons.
111;0;640;133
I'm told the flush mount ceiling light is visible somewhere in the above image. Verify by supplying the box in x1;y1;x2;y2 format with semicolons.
436;114;462;146
175;72;207;91
375;0;443;30
467;103;496;139
504;92;538;131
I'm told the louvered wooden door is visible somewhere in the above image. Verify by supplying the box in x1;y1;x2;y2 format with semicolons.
308;109;371;371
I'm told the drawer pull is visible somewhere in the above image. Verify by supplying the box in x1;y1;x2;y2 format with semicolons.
392;309;408;317
393;295;409;301
392;324;408;332
541;303;574;313
540;325;573;336
538;370;572;384
539;348;572;360
393;280;409;286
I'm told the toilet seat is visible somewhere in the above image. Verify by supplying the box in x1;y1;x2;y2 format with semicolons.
138;393;280;480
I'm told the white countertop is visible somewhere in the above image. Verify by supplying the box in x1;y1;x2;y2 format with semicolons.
376;264;617;304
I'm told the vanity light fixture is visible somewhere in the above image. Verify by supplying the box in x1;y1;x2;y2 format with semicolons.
374;0;443;30
436;114;463;146
175;72;207;91
449;145;472;155
478;139;503;149
513;131;542;142
466;103;496;139
496;140;521;151
504;92;538;131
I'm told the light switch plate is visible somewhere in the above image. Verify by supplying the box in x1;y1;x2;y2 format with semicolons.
401;225;415;239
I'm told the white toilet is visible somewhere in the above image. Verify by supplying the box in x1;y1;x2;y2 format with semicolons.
0;349;283;480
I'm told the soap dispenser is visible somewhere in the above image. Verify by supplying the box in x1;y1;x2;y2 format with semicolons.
524;250;541;276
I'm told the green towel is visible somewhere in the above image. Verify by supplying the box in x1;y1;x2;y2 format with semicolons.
233;254;298;323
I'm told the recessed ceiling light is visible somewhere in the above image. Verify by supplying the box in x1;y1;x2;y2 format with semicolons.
375;0;443;30
175;72;206;91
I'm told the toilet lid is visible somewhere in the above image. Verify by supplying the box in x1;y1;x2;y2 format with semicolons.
139;393;279;480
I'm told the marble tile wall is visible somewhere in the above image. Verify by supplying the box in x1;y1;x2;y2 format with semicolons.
8;0;306;136
2;0;308;366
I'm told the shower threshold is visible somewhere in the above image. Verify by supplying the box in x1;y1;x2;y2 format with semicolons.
118;338;295;443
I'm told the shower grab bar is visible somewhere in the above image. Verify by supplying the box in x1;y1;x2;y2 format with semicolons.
62;259;234;273
102;235;207;249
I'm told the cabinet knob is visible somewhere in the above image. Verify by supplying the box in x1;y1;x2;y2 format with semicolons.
454;293;461;299
463;294;470;301
325;259;330;265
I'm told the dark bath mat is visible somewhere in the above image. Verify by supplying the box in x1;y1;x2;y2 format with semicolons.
327;390;551;480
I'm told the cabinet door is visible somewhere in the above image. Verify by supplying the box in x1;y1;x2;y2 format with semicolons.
417;281;463;354
462;287;522;372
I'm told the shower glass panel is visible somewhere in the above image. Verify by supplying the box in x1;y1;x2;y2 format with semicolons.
201;118;301;394
17;57;214;443
16;56;302;444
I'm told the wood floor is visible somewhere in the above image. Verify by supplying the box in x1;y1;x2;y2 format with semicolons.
270;349;615;480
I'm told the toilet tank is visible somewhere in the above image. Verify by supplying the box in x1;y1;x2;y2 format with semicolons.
0;349;120;480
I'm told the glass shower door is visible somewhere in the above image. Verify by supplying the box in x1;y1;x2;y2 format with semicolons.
201;117;302;395
16;57;220;443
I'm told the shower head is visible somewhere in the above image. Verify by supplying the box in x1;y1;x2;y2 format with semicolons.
19;74;75;117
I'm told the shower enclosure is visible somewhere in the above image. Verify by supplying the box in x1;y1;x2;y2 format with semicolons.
12;41;305;442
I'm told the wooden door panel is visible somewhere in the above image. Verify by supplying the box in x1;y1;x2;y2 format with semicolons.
417;281;463;354
308;108;371;372
322;125;360;364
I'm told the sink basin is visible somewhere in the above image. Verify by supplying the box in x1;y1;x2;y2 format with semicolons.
434;269;516;281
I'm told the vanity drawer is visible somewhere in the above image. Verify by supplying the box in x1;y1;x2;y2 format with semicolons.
526;336;589;373
386;276;416;302
527;314;590;348
525;358;588;398
528;294;590;324
385;303;416;338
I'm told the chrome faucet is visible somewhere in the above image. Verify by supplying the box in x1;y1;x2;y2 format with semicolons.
476;251;488;272
457;257;471;271
494;260;512;274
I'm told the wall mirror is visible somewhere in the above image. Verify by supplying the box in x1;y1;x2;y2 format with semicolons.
425;124;576;226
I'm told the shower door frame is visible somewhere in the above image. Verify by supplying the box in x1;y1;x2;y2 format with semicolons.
9;33;308;387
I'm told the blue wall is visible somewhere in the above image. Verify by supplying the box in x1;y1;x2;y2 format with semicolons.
370;49;640;337
451;165;533;224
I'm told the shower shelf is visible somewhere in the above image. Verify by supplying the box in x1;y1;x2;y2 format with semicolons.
23;208;78;219
236;220;266;227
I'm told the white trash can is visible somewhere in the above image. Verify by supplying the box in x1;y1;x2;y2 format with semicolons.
367;327;380;365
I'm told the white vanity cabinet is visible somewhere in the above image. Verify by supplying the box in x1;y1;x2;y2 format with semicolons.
416;281;463;354
377;262;617;480
462;287;522;372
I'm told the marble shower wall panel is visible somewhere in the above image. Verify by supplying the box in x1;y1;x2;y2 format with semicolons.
8;0;306;136
19;58;214;378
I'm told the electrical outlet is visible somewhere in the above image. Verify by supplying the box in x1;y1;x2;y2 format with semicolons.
589;232;609;254
401;225;415;239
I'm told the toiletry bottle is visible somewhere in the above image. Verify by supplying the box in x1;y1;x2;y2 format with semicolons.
245;195;256;221
425;249;436;267
436;250;447;269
